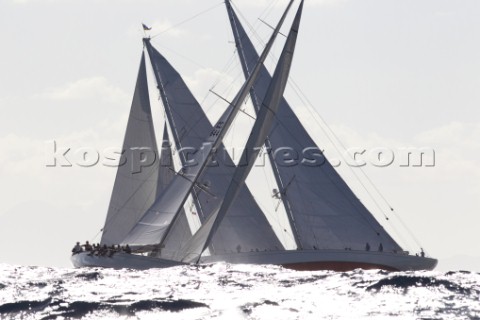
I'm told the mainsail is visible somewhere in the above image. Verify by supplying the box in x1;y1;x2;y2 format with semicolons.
121;0;296;249
226;1;402;251
100;53;163;245
180;0;305;262
144;42;283;255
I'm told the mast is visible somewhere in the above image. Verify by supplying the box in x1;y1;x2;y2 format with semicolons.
144;39;189;166
225;0;302;249
121;0;296;247
180;0;305;262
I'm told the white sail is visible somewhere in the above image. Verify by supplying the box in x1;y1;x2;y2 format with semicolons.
180;0;304;263
121;0;295;247
100;53;162;245
155;126;192;260
143;42;283;254
226;2;402;252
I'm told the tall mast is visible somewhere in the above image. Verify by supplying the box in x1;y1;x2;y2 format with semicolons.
144;39;187;166
225;0;302;249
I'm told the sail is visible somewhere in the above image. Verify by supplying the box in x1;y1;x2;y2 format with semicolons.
156;126;192;259
100;53;162;245
121;2;294;249
140;45;283;253
226;1;402;251
180;0;304;262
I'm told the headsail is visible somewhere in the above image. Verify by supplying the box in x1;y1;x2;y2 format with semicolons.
153;126;192;259
226;1;402;251
100;53;162;245
180;0;304;262
121;0;295;248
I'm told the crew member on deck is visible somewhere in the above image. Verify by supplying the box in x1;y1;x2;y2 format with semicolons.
365;242;370;251
72;242;82;254
378;243;383;252
84;241;93;252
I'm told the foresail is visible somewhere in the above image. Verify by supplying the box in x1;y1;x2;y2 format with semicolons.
156;126;192;260
226;1;402;252
180;0;304;262
122;3;295;249
101;53;161;245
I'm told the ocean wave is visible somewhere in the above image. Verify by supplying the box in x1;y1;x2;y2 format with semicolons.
0;264;479;319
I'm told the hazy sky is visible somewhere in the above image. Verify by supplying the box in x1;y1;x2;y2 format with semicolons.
0;0;479;271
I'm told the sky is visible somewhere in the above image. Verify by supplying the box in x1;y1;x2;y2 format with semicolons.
0;0;479;271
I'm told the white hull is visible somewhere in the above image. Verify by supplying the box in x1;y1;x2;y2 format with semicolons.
201;250;437;271
71;252;186;270
71;249;437;271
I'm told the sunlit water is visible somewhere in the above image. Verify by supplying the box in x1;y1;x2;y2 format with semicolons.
0;263;479;319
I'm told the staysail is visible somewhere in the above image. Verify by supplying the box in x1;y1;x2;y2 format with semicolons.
179;0;304;262
226;1;402;251
121;0;295;248
154;126;193;259
100;53;163;245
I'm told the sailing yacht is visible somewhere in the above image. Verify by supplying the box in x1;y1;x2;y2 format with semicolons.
71;0;437;271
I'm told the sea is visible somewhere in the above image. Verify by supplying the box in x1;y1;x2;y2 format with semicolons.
0;263;479;320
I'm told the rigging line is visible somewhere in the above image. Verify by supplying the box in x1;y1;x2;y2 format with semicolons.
255;195;296;246
201;50;240;107
290;77;397;212
151;42;207;69
233;0;280;37
151;2;224;39
243;84;391;239
288;80;399;224
286;79;423;250
232;2;270;49
290;79;392;212
210;89;257;120
228;1;304;247
168;167;217;198
230;1;420;251
391;212;425;251
224;8;387;243
287;81;390;220
153;43;245;145
210;50;241;89
258;18;288;37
